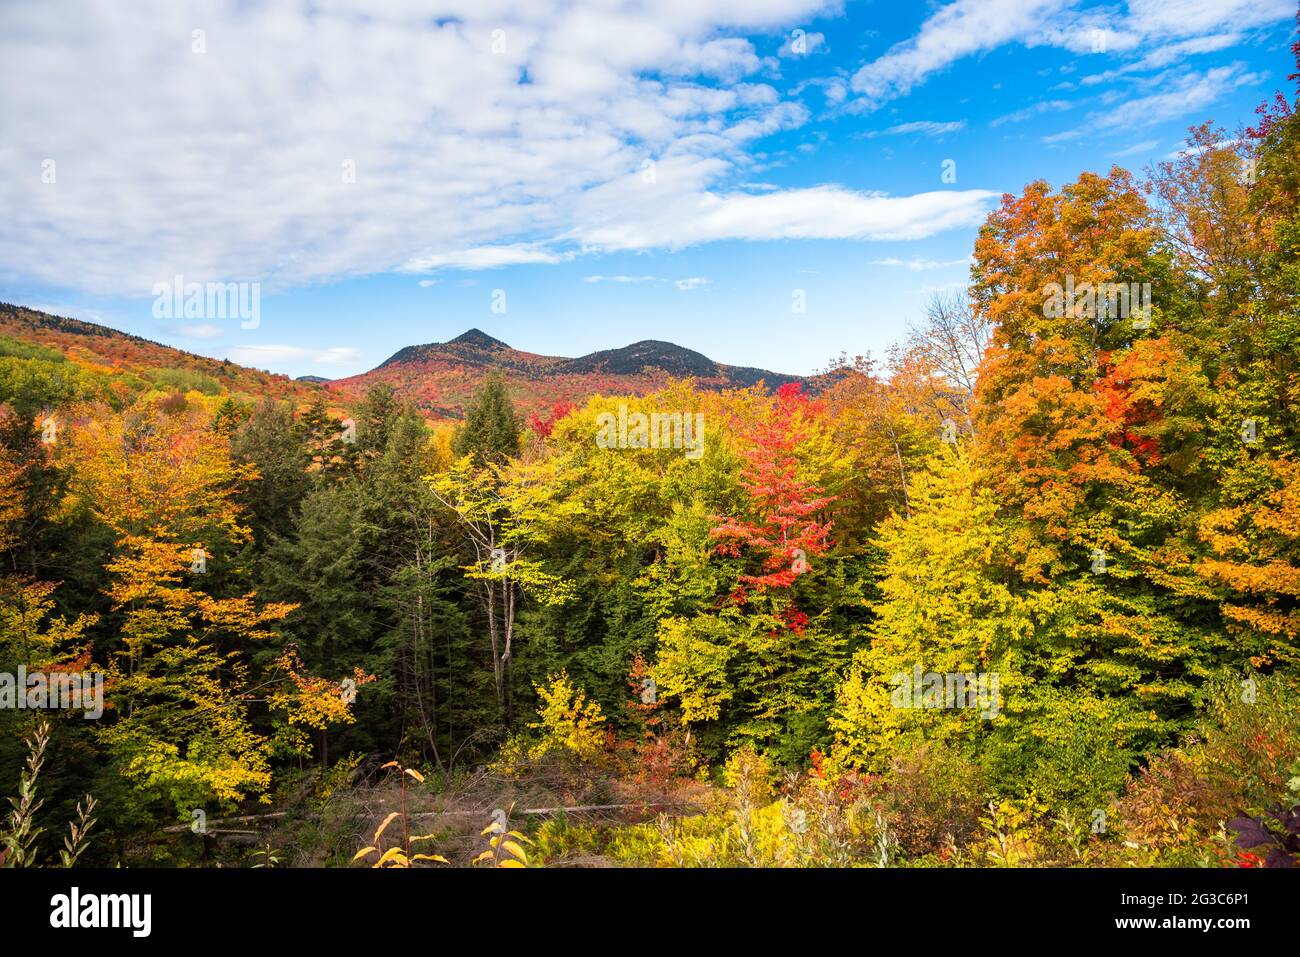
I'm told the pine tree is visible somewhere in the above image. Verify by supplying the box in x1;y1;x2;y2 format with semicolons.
452;372;520;465
231;399;311;544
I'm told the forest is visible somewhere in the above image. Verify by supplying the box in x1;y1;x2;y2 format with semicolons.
1;57;1298;871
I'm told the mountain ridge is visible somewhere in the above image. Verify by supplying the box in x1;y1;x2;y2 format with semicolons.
340;328;805;419
0;302;317;403
0;304;812;422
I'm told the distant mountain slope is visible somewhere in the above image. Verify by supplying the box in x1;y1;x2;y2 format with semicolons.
331;328;805;419
0;303;318;402
557;340;719;378
0;305;811;423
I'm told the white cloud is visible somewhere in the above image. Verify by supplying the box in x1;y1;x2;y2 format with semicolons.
820;77;849;105
777;30;826;57
1110;139;1160;157
1042;64;1258;144
865;120;966;138
849;0;1288;110
571;157;999;248
226;344;361;367
5;0;1268;300
3;0;898;298
1079;33;1243;86
990;100;1072;127
175;323;224;340
1124;0;1293;39
1101;64;1260;128
417;279;440;288
869;257;970;271
583;273;710;289
851;0;1070;108
404;244;572;271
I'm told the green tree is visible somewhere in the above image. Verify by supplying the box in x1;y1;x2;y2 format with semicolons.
452;373;520;465
231;399;311;545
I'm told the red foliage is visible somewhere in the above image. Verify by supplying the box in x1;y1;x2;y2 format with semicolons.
624;653;661;734
781;607;809;635
711;383;836;594
1245;8;1298;140
1094;352;1161;464
529;400;577;438
808;747;826;779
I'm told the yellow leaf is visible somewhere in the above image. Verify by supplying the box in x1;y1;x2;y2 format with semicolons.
374;846;408;867
381;761;400;769
352;846;377;862
403;767;425;783
374;811;401;842
498;858;525;868
413;854;450;864
472;850;495;864
502;840;529;863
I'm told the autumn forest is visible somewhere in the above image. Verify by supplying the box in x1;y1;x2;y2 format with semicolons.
3;50;1300;878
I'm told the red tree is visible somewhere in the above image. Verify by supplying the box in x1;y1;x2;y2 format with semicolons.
711;383;836;595
528;400;577;438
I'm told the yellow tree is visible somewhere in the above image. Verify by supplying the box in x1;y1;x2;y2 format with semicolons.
830;446;1032;772
60;398;308;812
1198;457;1300;668
0;438;98;686
972;169;1166;565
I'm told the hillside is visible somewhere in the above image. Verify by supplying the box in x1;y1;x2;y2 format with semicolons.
331;327;806;419
1;306;812;423
0;303;319;404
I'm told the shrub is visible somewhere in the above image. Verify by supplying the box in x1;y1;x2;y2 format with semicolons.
1115;673;1300;862
876;741;986;858
1192;673;1300;816
149;367;220;396
0;336;64;363
528;670;608;760
982;688;1140;819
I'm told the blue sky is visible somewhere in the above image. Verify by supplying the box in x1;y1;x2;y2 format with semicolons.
1;0;1295;378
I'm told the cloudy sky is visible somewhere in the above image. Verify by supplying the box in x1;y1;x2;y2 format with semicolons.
1;0;1294;377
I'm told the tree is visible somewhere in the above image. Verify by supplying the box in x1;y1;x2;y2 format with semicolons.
1186;68;1300;671
502;387;743;733
230;398;310;544
972;168;1171;563
649;384;855;761
830;446;1030;771
452;373;520;465
57;397;359;814
711;383;836;593
430;455;573;726
898;290;992;436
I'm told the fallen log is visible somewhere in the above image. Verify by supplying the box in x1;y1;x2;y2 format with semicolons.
163;801;699;836
161;811;288;834
407;801;700;819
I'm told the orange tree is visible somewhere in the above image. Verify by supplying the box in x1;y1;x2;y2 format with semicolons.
60;396;354;814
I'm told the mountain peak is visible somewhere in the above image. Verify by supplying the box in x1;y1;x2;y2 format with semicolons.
558;339;718;378
448;328;508;349
362;329;805;413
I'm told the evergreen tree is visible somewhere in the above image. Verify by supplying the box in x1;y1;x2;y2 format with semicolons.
231;399;311;545
452;372;520;464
